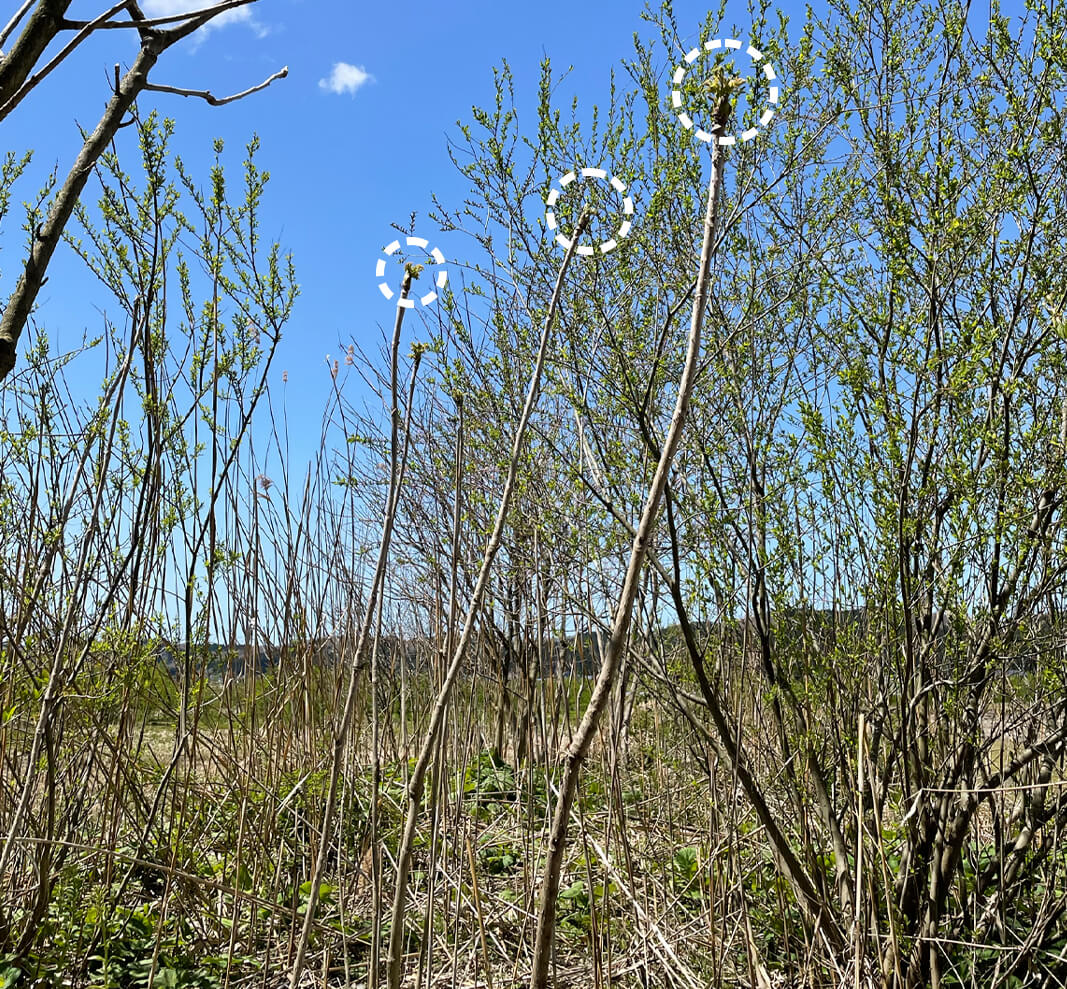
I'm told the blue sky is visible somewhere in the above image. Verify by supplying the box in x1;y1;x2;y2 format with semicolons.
4;0;823;474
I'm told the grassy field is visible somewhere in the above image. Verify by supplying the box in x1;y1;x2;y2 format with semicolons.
4;634;1060;989
0;643;841;989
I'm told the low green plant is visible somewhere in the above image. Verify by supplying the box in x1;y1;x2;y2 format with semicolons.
479;840;522;875
556;878;592;936
461;750;516;805
35;899;251;989
555;874;619;938
670;844;708;913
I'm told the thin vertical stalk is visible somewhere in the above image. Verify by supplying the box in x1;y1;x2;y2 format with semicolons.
854;712;866;988
385;214;590;989
288;267;422;989
528;95;733;989
368;578;387;989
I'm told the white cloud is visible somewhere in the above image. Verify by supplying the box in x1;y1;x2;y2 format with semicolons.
319;62;373;96
140;0;268;44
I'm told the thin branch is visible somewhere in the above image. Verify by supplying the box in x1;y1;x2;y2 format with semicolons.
64;0;255;30
0;0;129;124
156;0;253;44
0;0;75;115
0;37;164;382
0;0;35;50
0;0;284;382
144;66;288;107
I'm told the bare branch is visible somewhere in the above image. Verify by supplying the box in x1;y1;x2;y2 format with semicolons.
144;65;289;107
0;0;36;50
0;0;284;382
0;37;164;381
0;0;260;124
0;0;75;114
156;0;254;44
64;0;255;31
0;0;128;124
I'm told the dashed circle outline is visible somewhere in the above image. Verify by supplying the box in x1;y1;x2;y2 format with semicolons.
375;236;448;309
544;168;635;256
671;37;779;146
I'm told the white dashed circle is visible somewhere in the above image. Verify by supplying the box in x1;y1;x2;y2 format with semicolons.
375;236;448;309
671;37;779;145
544;168;635;256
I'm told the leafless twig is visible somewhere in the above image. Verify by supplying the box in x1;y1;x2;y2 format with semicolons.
144;66;289;107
